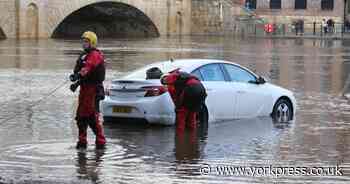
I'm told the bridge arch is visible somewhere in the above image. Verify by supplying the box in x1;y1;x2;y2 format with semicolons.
51;1;160;38
0;5;12;39
0;27;5;39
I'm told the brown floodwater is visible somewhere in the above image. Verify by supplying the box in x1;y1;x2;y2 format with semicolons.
0;36;350;183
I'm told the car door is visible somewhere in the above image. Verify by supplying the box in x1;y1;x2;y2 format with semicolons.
191;64;235;121
222;64;272;119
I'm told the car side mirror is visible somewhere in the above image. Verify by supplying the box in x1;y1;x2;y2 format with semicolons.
257;76;266;84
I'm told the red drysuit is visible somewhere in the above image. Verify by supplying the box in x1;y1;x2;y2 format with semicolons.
76;49;106;147
163;71;203;133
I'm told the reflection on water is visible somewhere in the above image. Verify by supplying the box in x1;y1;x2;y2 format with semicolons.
174;123;208;162
76;149;105;182
1;36;350;183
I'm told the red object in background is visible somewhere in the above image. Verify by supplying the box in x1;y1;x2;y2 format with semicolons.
264;23;274;33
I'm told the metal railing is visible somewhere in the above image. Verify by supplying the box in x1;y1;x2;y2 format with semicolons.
233;5;350;37
234;21;350;37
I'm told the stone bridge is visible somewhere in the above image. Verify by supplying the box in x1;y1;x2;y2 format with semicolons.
0;0;243;39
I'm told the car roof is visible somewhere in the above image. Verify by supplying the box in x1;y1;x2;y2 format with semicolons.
122;59;258;80
158;59;256;75
165;59;219;72
152;59;231;71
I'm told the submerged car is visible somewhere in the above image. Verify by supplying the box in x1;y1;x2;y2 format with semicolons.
101;59;296;125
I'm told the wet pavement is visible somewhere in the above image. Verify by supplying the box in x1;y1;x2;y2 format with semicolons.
0;37;350;183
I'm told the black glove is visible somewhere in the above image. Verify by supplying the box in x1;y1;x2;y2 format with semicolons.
96;84;105;100
160;75;168;85
69;73;80;82
70;83;80;92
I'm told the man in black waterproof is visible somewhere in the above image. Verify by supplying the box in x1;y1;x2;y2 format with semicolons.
161;70;207;133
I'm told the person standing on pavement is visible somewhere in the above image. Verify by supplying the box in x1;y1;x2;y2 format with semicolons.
322;18;328;34
69;31;107;149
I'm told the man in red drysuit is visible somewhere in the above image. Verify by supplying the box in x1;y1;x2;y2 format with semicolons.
69;31;106;149
161;70;207;133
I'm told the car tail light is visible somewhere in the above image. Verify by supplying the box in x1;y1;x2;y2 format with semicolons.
142;86;167;97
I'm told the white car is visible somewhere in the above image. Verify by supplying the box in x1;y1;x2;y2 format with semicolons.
101;59;296;125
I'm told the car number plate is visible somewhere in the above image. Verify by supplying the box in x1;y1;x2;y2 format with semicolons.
113;106;132;113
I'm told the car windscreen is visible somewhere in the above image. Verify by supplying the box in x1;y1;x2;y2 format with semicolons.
122;62;182;79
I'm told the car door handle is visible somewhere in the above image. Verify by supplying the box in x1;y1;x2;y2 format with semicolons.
237;90;246;94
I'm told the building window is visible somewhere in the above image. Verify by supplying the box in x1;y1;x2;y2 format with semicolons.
270;0;281;9
321;0;334;10
295;0;307;9
245;0;256;9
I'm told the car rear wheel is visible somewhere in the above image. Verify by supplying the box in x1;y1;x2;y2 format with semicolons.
272;98;293;123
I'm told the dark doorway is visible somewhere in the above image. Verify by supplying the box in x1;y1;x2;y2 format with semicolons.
345;0;350;19
295;0;307;9
321;0;334;10
245;0;256;9
270;0;282;9
52;2;160;38
345;0;350;33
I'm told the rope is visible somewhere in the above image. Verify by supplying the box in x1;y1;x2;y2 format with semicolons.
0;79;70;125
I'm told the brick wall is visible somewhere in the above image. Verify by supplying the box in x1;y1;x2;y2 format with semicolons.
254;0;345;24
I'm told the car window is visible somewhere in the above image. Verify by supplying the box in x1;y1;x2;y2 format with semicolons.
198;64;225;81
223;64;256;83
191;69;203;81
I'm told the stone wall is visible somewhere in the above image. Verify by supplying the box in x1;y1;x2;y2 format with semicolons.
164;0;192;36
191;0;243;35
17;0;49;38
46;0;162;38
0;0;192;38
255;0;345;24
0;0;346;39
0;0;240;38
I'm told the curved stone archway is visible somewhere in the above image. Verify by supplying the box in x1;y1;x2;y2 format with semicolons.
0;27;5;39
51;1;160;38
0;1;14;39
